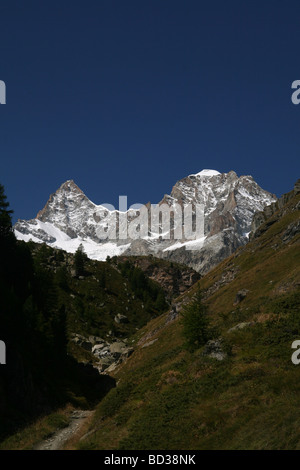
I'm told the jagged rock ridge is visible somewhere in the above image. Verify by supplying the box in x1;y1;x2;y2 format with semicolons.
14;170;276;273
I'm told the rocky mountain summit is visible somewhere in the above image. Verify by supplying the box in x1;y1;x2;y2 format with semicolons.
14;170;276;273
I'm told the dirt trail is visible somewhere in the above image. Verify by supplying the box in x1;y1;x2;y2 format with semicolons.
33;410;94;450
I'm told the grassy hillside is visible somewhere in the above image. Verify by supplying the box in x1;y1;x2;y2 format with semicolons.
75;186;300;450
30;245;171;340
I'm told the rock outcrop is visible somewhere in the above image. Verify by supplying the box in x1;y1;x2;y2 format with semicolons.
117;256;200;299
202;338;227;361
71;334;134;372
250;179;300;240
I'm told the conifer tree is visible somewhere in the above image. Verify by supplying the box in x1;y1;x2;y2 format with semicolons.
74;243;87;277
181;287;211;351
0;184;14;240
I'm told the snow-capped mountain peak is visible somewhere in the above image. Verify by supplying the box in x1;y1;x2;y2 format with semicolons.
14;170;277;273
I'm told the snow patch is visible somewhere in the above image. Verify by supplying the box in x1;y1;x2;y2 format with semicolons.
14;220;130;261
163;237;207;252
191;169;221;177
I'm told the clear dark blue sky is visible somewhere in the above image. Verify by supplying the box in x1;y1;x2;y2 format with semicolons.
1;0;300;222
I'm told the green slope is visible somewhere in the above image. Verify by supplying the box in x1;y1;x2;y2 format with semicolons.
77;184;300;450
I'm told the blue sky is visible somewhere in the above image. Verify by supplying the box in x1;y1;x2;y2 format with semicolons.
1;0;300;222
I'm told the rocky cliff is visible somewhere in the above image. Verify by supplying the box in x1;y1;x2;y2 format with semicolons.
250;179;300;240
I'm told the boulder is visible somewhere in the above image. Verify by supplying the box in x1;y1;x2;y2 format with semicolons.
89;335;105;345
92;344;106;354
96;356;115;371
70;334;93;351
109;341;134;359
228;322;254;333
234;289;249;305
109;341;127;354
202;339;227;361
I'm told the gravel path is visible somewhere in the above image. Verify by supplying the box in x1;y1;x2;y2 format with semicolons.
33;410;94;450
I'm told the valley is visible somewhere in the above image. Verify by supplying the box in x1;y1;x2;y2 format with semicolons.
0;176;299;450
